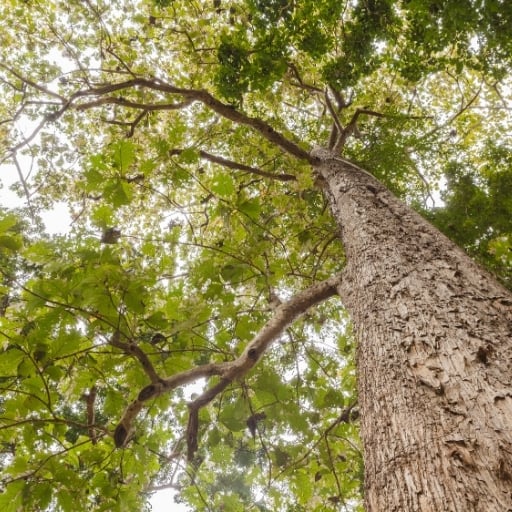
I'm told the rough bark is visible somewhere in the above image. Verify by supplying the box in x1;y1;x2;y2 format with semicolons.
313;149;512;512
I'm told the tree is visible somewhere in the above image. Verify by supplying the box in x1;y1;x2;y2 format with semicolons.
0;0;511;510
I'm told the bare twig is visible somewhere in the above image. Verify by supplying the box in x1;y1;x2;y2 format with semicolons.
273;401;358;481
421;85;482;140
0;64;66;101
147;482;181;492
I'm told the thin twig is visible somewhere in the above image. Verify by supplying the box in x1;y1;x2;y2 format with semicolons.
12;154;36;221
0;63;66;101
421;85;482;140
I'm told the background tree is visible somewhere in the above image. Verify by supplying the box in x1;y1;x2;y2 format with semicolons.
0;1;511;511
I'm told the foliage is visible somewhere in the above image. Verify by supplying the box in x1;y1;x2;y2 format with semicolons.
0;0;511;511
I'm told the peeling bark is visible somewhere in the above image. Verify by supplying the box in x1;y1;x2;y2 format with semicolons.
313;149;512;512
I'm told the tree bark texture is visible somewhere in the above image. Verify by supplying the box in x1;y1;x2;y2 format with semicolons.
314;150;512;512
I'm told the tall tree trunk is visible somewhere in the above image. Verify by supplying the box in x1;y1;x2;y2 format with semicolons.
313;149;512;511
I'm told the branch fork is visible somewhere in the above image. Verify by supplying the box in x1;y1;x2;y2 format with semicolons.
112;273;343;454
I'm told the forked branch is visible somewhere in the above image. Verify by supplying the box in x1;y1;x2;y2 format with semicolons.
113;273;343;450
4;73;317;164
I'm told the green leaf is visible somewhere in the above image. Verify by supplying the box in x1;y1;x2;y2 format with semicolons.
0;481;23;512
112;139;135;171
218;401;248;432
0;235;22;251
234;314;257;340
0;214;19;233
16;358;33;378
0;347;25;375
211;173;235;197
179;147;199;163
238;198;261;219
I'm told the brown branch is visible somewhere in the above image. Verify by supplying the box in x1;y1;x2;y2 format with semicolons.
84;386;98;445
65;78;316;163
113;273;342;448
12;154;36;221
109;331;163;384
127;110;147;138
6;75;317;164
325;90;344;130
325;401;358;435
288;63;323;93
0;64;66;101
325;89;345;151
74;96;193;112
186;378;231;460
334;108;385;153
333;107;433;154
330;87;351;111
169;148;297;182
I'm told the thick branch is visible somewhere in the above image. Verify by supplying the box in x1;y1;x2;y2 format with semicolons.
113;273;342;448
69;78;316;163
169;148;297;182
333;108;385;153
7;75;317;165
333;107;432;154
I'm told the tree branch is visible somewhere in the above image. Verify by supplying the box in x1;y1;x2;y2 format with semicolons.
325;89;345;151
6;75;318;164
112;273;343;448
169;148;297;182
421;85;482;140
74;96;193;112
333;108;385;153
84;386;98;445
12;154;36;221
109;331;163;384
0;63;66;101
287;63;323;93
68;78;317;163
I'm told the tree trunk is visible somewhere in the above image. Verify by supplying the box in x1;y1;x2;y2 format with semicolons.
313;149;512;511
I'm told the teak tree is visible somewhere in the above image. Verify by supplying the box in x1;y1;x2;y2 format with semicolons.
0;1;512;511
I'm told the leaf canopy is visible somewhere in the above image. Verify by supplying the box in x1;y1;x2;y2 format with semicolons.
0;0;511;510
